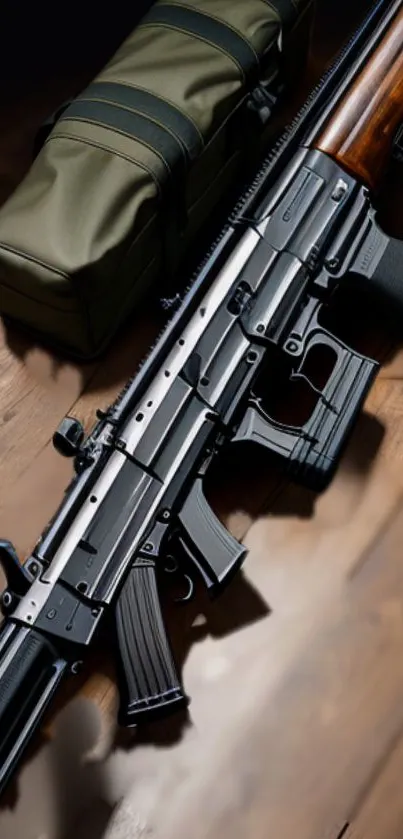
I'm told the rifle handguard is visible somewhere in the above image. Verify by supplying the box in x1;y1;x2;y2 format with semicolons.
0;622;67;795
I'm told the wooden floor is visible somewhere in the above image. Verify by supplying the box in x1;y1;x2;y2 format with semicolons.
2;3;403;838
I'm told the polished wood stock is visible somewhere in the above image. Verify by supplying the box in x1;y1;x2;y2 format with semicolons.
315;6;403;192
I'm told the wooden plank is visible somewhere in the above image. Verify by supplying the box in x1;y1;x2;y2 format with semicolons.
346;735;403;838
0;321;92;496
156;496;403;839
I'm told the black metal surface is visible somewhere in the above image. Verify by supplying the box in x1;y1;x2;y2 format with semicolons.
53;417;85;458
177;478;247;593
0;541;33;598
115;557;187;725
35;583;103;646
0;623;67;797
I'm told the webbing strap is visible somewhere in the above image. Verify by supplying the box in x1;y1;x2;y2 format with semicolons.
141;3;259;77
77;81;203;162
261;0;299;27
61;90;189;279
61;98;187;181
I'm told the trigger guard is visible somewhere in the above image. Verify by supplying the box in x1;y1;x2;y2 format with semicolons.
298;328;345;368
174;574;194;604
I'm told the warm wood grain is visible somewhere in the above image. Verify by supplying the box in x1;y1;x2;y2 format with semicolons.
315;6;403;192
347;734;403;839
156;499;403;839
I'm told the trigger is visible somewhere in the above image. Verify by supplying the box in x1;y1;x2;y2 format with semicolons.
177;477;247;596
176;534;213;591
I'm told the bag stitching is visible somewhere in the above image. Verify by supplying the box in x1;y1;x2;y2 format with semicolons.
261;1;281;23
58;115;174;178
75;95;190;163
98;81;205;146
0;277;78;311
158;1;260;63
46;132;164;197
0;242;70;278
0;133;161;308
139;22;245;81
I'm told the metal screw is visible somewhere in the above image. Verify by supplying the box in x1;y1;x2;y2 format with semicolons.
256;323;265;334
71;660;83;675
287;341;299;354
91;608;99;617
326;257;339;272
144;542;153;552
164;555;178;574
2;591;13;610
247;351;258;364
29;562;39;577
161;510;170;521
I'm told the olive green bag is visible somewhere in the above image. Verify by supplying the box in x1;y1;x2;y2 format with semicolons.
0;0;313;357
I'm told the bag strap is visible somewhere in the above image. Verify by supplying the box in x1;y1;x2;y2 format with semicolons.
141;3;260;79
76;81;204;163
60;91;190;276
261;0;299;29
61;97;187;183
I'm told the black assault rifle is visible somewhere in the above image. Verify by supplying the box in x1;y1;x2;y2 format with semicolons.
0;0;402;797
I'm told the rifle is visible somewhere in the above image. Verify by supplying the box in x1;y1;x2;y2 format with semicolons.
0;0;402;797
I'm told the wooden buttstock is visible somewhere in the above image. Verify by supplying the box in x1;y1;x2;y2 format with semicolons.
315;6;403;192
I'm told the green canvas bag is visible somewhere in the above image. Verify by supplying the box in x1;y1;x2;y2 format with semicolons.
0;0;313;358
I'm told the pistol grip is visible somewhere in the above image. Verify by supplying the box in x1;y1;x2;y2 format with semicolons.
115;558;187;726
351;226;403;316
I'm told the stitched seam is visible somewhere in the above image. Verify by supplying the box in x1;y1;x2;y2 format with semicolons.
0;242;69;278
0;204;158;311
0;133;161;313
262;0;299;23
0;278;78;311
44;134;162;307
57;115;173;177
98;81;205;146
75;95;189;162
260;1;282;24
46;132;163;197
160;1;260;63
139;22;245;80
